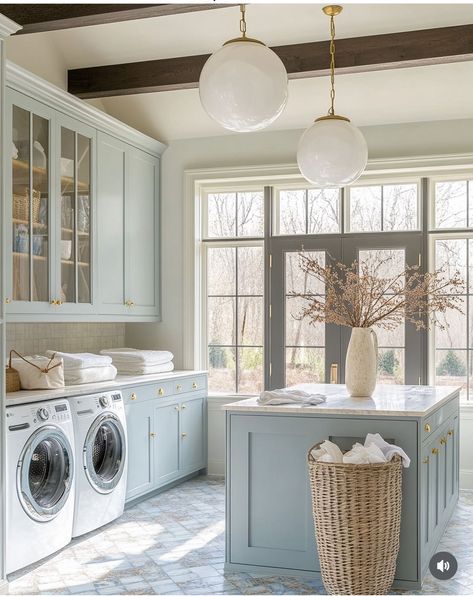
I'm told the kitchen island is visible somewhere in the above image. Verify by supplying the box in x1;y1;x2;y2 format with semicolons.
223;384;460;590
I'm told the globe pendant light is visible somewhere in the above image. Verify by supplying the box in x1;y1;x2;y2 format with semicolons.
199;4;288;132
297;5;368;188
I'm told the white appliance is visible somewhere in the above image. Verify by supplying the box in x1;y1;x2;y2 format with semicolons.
6;399;75;574
69;390;127;537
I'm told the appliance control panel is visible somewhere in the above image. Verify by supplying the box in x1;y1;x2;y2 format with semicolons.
6;400;71;430
94;391;123;410
72;391;123;415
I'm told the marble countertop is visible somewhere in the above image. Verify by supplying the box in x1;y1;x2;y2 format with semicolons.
6;370;208;407
222;384;461;417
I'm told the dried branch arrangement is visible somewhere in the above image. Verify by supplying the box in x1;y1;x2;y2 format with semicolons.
294;253;464;330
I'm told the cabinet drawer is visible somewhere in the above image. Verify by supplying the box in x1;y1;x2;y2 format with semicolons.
421;396;459;442
123;384;158;404
172;376;207;396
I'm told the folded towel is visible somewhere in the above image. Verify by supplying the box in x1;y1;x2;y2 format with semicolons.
117;362;175;375
309;434;410;467
100;348;174;366
257;389;327;407
46;351;112;370
64;364;117;386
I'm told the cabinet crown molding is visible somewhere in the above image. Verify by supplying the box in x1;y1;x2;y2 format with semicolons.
0;15;21;38
6;61;166;157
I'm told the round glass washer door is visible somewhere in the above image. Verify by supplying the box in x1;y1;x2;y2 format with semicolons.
84;413;126;494
17;425;74;522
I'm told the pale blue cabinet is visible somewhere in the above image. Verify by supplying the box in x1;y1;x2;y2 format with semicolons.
226;395;459;591
97;132;160;320
124;376;207;502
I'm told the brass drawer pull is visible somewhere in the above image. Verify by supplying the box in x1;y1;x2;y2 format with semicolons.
174;405;180;411
5;298;11;304
432;447;439;455
150;432;156;438
192;382;197;389
181;432;187;438
131;393;137;401
125;299;135;307
176;384;182;391
423;456;429;464
181;404;187;410
424;423;431;433
158;387;164;396
448;429;454;437
440;437;447;445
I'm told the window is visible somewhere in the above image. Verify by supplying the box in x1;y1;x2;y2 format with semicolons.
275;187;340;235
203;190;264;394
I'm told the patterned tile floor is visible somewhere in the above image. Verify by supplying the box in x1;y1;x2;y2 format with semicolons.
7;477;473;595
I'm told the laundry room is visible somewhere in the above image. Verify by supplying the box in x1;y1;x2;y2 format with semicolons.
2;2;473;596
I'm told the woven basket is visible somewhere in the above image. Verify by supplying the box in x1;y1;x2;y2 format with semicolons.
13;189;41;223
308;443;402;595
6;351;21;392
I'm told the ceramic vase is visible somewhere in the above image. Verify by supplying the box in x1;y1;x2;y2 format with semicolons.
345;327;378;397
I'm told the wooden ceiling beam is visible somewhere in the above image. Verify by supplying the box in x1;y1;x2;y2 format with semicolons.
67;23;473;99
0;4;235;34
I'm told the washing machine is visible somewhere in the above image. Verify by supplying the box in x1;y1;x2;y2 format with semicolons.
6;399;75;574
69;390;127;537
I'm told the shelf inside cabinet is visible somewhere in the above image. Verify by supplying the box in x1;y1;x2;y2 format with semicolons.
13;159;90;192
61;260;90;267
13;251;47;261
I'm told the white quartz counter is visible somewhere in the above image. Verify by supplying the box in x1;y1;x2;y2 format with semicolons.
5;370;208;407
223;383;460;417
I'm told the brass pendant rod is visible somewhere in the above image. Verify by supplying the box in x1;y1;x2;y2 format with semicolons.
322;5;343;116
240;4;247;39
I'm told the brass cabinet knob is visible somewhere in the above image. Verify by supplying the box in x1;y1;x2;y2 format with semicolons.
181;432;187;438
131;393;137;401
448;429;454;437
440;437;447;445
50;299;58;305
424;423;431;433
158;387;164;396
423;457;429;464
176;384;182;391
125;299;135;307
174;405;180;411
192;382;197;389
5;298;11;304
181;404;187;410
432;447;439;455
150;432;156;438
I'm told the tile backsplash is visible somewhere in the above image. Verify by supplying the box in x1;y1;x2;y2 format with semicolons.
6;323;126;358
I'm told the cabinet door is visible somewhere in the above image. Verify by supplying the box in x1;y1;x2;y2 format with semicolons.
97;132;128;315
155;402;180;485
125;147;160;317
54;113;96;314
180;397;205;472
125;399;154;500
6;89;55;313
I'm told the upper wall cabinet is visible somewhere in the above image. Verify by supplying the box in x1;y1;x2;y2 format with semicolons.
3;64;165;322
97;133;160;318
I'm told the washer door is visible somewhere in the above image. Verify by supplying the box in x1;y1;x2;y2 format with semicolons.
84;413;126;494
17;425;74;522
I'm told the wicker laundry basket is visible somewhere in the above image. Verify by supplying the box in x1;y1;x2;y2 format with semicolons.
307;443;403;595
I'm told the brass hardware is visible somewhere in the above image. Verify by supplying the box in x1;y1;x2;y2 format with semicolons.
131;393;137;401
432;447;439;455
150;432;156;438
448;429;454;437
424;423;431;433
330;363;338;384
50;299;58;305
423;457;429;464
223;5;265;47
322;4;343;17
174;405;180;411
181;404;187;410
192;382;197;389
58;300;63;306
176;384;182;391
158;387;164;396
125;299;135;307
181;432;187;438
5;298;11;304
440;437;447;445
322;5;344;118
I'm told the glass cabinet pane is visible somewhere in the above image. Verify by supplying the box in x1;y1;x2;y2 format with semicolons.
60;127;92;305
12;106;49;302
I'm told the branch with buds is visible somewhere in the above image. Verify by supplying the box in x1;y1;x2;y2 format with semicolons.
293;253;464;330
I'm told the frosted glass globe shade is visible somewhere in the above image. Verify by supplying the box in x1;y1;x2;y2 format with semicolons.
199;40;288;132
297;118;368;188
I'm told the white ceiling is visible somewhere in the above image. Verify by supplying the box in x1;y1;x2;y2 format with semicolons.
6;3;473;142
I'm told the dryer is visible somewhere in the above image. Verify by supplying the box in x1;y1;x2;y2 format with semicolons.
6;399;75;574
69;390;127;537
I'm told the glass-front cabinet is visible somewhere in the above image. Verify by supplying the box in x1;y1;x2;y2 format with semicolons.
5;90;96;315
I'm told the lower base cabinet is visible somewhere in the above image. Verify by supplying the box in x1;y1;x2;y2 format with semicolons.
125;382;207;502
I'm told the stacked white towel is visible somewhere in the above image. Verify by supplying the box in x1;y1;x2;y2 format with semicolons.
100;348;174;375
257;388;327;407
46;351;117;386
